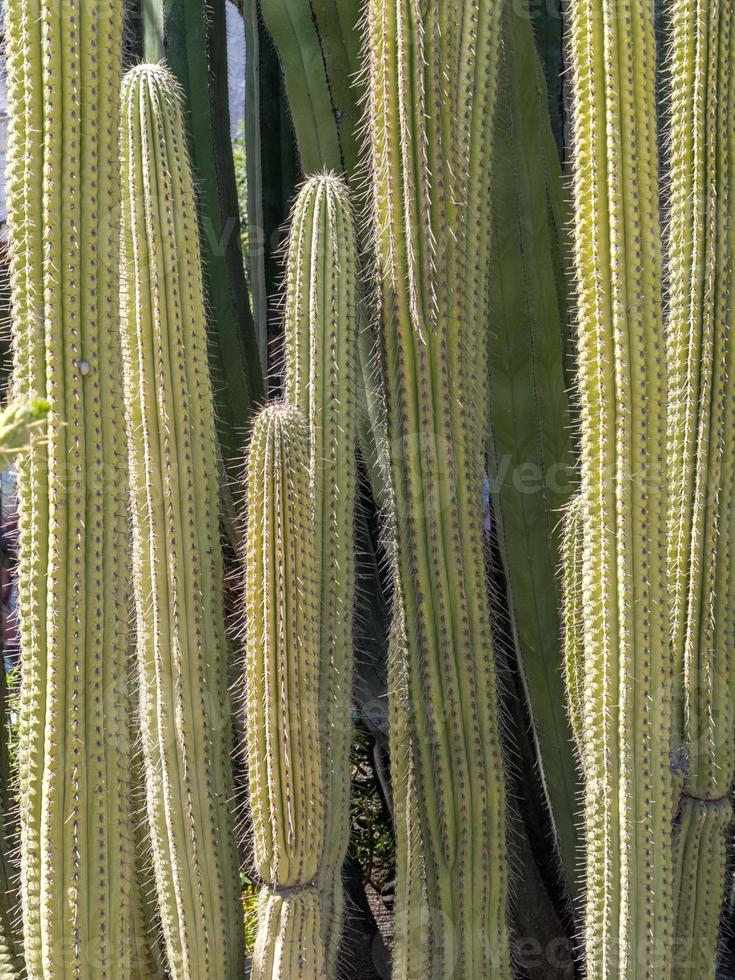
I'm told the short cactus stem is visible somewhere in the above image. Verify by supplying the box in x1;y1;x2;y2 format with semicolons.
119;63;243;978
665;0;735;972
4;0;134;970
567;0;673;975
365;0;510;975
284;172;358;974
244;403;326;980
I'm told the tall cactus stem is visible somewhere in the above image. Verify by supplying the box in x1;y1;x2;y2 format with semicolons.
365;0;510;975
284;173;358;974
665;0;735;973
567;0;673;974
119;63;243;979
4;0;134;969
561;495;585;762
244;403;326;980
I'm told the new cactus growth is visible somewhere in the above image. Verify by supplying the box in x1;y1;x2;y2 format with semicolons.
244;403;325;980
365;0;510;975
283;173;358;974
568;0;674;974
4;0;134;970
665;0;735;973
119;63;242;978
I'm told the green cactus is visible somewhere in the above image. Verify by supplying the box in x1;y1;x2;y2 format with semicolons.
567;0;674;975
283;173;358;974
365;0;510;975
244;403;325;980
119;63;242;978
4;0;135;970
665;0;735;973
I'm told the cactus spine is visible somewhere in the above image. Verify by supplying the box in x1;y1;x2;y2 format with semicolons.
244;403;325;980
4;0;134;970
365;0;510;975
119;64;242;978
284;174;358;975
665;0;735;974
568;0;673;974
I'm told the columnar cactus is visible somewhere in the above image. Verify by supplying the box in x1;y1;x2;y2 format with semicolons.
4;0;134;971
119;64;242;978
365;0;510;975
244;403;325;980
561;495;584;760
283;173;358;974
665;0;735;974
567;0;673;975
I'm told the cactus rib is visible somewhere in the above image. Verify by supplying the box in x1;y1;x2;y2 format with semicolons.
567;0;673;974
5;0;134;969
365;0;510;975
244;403;326;980
119;63;242;979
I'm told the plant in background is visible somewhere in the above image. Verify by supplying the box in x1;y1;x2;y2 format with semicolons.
4;0;135;970
119;63;243;979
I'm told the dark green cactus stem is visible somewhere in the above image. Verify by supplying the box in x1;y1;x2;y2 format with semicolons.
283;174;358;975
0;661;22;977
366;0;510;975
665;0;735;973
488;0;578;895
143;0;263;468
120;64;242;979
260;0;362;177
244;403;325;980
5;0;135;970
568;0;673;974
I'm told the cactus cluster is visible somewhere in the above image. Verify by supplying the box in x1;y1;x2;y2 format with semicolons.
119;63;242;979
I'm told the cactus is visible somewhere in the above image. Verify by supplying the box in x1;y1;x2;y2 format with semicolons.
4;0;136;970
665;0;735;974
244;403;325;980
119;63;242;978
283;173;358;974
487;0;578;894
567;0;674;975
365;0;510;975
143;0;263;470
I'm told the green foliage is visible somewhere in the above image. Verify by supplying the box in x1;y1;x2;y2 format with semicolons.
120;63;243;978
